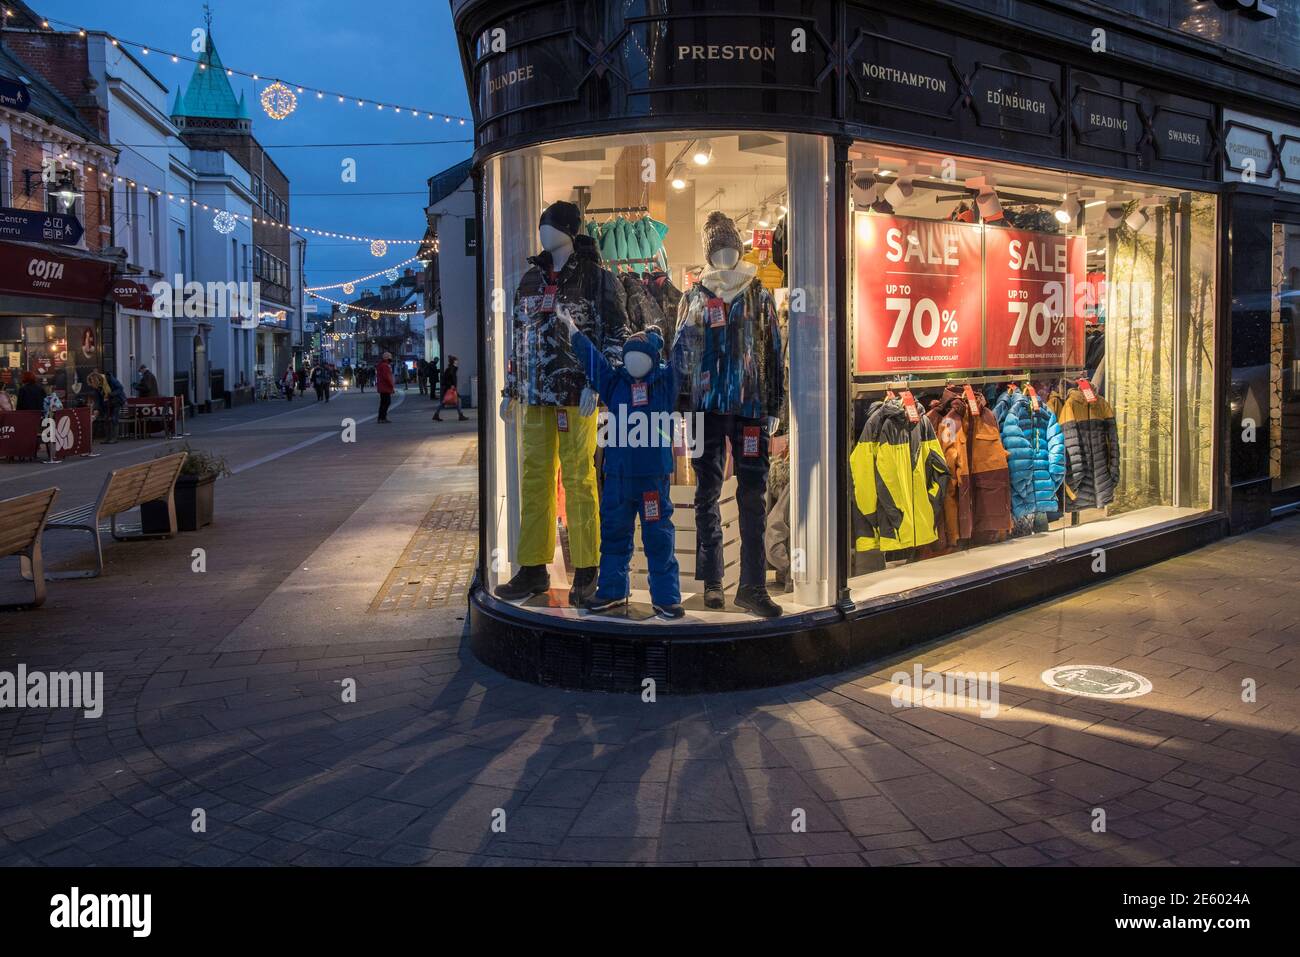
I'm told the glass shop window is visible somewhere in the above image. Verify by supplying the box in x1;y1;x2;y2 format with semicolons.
846;144;1216;602
481;130;834;625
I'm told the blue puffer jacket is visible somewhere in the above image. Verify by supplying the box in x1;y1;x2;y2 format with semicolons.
995;390;1066;519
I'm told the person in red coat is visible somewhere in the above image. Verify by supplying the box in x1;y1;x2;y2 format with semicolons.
375;353;395;423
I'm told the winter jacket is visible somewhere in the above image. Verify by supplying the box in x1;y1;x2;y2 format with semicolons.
926;390;973;551
508;235;629;408
742;249;785;291
1050;388;1120;511
375;360;395;395
645;271;682;355
995;390;1066;520
850;398;949;553
440;363;459;393
17;382;45;411
674;263;784;419
966;397;1013;536
572;328;679;477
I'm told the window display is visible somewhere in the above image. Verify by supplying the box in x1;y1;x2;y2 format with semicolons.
847;146;1216;600
482;131;832;624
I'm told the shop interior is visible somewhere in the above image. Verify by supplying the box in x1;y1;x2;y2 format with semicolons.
846;145;1217;601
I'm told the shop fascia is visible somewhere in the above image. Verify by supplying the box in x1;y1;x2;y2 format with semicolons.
1223;109;1300;191
148;276;262;328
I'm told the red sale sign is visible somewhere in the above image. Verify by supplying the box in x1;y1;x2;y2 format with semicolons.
854;214;982;374
984;228;1087;369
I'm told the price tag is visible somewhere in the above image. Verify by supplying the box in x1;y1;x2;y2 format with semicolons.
707;297;726;328
1026;385;1040;413
1077;378;1097;403
901;390;920;423
556;409;569;432
642;490;661;522
962;384;979;407
742;425;760;457
631;381;648;407
540;285;558;314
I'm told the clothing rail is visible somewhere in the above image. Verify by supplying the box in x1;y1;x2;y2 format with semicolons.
583;205;649;215
856;370;1086;393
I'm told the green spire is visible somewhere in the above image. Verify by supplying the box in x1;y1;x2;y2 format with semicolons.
170;26;245;121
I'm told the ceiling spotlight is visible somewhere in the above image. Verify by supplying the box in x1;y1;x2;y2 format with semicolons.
757;205;771;229
669;162;688;191
975;188;1003;222
1054;193;1081;225
1125;206;1150;232
882;172;914;211
1102;202;1126;230
691;140;713;166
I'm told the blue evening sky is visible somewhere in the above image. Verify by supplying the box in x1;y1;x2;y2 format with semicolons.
33;0;472;291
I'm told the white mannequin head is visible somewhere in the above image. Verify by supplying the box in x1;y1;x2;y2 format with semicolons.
539;224;573;254
623;351;653;379
708;247;740;270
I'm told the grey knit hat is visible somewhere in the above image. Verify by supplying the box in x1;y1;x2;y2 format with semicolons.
701;211;743;263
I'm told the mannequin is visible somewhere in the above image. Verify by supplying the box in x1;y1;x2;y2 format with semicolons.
498;200;629;605
673;211;785;617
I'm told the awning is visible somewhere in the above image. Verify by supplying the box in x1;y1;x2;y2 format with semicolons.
0;241;113;303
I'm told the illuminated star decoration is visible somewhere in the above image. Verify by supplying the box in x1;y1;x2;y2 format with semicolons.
370;239;388;258
260;81;297;121
343;282;355;295
213;210;237;234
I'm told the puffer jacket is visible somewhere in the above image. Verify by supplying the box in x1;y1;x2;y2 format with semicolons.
967;396;1013;537
925;389;972;552
1051;388;1120;510
645;271;682;354
508;235;629;407
674;264;784;419
850;399;949;553
995;390;1066;520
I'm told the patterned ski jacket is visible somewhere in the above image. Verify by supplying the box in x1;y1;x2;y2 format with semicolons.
850;399;949;553
674;266;784;419
507;235;629;408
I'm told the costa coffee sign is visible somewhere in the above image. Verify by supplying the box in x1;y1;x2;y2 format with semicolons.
112;278;155;310
0;241;112;303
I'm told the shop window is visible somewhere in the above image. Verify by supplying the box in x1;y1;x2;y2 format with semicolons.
846;144;1216;601
1271;223;1300;492
482;130;833;624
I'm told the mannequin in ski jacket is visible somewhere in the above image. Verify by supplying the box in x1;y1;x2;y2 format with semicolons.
995;389;1066;525
1050;387;1120;510
850;397;949;553
507;233;629;408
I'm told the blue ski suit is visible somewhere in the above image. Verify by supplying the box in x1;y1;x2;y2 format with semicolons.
572;329;681;607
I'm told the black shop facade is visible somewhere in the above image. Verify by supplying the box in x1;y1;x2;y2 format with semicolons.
452;0;1295;692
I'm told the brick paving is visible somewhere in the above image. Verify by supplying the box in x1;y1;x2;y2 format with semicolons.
1;392;1299;866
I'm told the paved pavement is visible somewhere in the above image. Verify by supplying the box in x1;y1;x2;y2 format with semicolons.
1;388;1299;866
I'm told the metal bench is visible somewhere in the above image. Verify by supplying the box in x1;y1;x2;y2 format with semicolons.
0;487;59;608
44;451;188;579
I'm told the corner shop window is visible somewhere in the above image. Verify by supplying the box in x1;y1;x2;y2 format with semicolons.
482;131;833;624
847;145;1216;601
1272;223;1300;492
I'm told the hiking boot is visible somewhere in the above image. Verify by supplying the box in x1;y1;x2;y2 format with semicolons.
569;566;598;606
497;564;550;601
653;603;685;620
735;584;783;618
702;581;725;609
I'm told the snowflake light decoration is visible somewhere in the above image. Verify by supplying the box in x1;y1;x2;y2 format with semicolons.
371;311;380;321
213;210;237;235
385;268;399;281
260;82;297;121
339;304;349;316
370;239;388;258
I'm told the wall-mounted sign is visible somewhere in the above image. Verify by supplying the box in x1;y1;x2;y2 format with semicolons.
0;76;30;112
1223;109;1300;193
846;29;961;119
854;215;983;374
984;228;1087;369
969;64;1059;138
111;278;155;311
1071;86;1142;155
0;207;84;245
0;241;111;303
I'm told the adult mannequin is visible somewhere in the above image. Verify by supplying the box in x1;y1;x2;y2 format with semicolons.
673;211;785;617
497;200;629;606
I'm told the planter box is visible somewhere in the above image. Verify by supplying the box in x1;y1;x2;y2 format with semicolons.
140;473;217;533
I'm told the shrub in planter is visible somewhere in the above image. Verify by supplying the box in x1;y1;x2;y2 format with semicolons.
141;445;233;533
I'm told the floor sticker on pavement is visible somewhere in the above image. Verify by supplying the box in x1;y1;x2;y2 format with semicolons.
1040;665;1153;699
370;492;478;611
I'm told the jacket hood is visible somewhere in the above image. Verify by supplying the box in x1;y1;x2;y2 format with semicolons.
698;260;758;304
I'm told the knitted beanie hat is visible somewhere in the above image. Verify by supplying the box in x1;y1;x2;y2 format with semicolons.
623;326;664;363
539;201;583;240
701;210;743;263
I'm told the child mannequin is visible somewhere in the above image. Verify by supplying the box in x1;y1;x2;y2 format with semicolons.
562;308;684;619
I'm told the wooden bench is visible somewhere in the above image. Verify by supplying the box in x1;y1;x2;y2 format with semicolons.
44;451;187;579
0;487;58;608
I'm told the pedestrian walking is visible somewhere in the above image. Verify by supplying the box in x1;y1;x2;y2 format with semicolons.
135;364;159;397
432;355;468;421
296;366;307;395
312;364;330;402
376;352;395;423
282;366;296;401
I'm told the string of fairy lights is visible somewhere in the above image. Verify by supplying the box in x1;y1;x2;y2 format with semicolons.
305;256;425;293
5;10;473;127
307;291;421;318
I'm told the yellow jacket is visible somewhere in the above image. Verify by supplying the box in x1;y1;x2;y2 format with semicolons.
851;399;949;552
